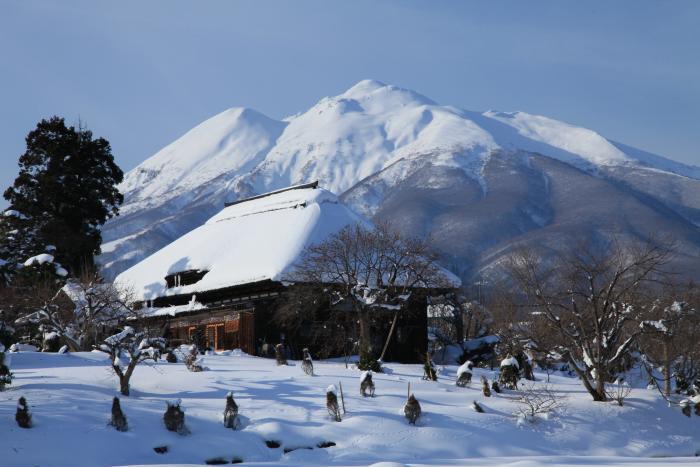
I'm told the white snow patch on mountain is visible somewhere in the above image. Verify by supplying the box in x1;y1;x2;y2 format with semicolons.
100;80;700;277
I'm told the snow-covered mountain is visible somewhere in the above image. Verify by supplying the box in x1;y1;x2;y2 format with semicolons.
100;80;700;280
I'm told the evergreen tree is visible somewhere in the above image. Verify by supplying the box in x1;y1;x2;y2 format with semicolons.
1;117;123;279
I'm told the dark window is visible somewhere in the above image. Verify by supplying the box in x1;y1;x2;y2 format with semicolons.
165;269;209;288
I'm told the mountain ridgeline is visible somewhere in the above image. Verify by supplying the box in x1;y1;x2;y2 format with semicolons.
100;80;700;283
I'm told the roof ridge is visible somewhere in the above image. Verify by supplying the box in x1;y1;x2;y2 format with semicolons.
223;181;319;208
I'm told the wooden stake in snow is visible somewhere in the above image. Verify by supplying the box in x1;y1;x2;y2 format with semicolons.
339;381;346;414
407;381;411;399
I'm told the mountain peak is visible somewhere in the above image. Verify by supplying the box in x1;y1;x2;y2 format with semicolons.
340;79;436;107
343;79;387;95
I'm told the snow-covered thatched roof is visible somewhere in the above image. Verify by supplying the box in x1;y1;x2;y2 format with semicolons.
115;184;365;301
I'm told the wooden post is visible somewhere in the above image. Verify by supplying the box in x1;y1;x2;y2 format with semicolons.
339;381;346;414
407;381;411;399
378;311;399;363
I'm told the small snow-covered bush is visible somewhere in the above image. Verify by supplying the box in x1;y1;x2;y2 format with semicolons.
223;392;239;429
360;370;375;397
679;396;699;417
275;343;287;366
301;348;313;376
499;355;520;390
164;399;188;434
423;352;438;381
481;376;491;397
456;360;473;387
680;399;693;417
326;385;341;422
515;382;565;423
165;351;178;363
16;396;32;428
185;345;204;372
358;350;381;373
516;352;535;381
404;394;421;425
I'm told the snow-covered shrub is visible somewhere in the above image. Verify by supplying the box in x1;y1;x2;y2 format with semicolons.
326;385;341;422
481;376;491;397
15;272;133;352
516;352;535;381
275;343;287;366
109;396;128;432
515;383;564;422
673;357;700;396
472;400;484;413
423;352;438;381
16;396;31;428
680;399;692;417
678;395;700;417
164;399;188;434
165;351;178;363
605;378;632;407
184;345;204;372
223;391;239;429
42;331;60;352
358;350;382;373
500;356;520;390
0;344;11;390
301;348;313;376
99;326;166;396
491;380;501;393
459;335;500;366
456;360;473;387
360;370;375;397
404;394;421;425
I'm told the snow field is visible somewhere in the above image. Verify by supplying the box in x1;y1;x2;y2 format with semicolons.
1;351;698;466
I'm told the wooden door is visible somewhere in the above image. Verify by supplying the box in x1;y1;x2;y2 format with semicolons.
206;323;226;351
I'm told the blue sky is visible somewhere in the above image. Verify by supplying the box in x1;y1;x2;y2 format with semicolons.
1;1;698;209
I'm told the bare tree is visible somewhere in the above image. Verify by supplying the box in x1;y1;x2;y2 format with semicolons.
605;378;632;406
516;382;565;421
639;283;698;397
290;222;453;366
13;269;133;351
508;238;671;401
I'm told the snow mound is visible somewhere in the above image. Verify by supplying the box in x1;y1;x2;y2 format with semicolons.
501;356;519;368
23;253;54;267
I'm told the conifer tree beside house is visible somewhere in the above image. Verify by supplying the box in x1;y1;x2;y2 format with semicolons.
0;116;123;282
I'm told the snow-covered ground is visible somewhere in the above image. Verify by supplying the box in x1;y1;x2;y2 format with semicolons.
1;351;698;467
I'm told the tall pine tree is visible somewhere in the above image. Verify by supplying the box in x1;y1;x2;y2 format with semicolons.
1;117;123;280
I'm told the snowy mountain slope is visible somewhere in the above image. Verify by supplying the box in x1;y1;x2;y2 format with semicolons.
99;80;700;279
117;107;286;216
